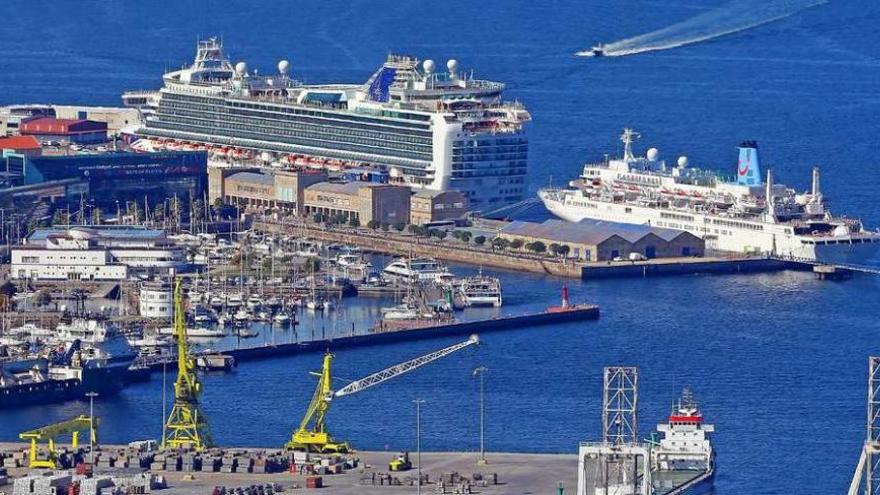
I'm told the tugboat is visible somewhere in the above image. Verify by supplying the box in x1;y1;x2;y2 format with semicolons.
650;388;715;494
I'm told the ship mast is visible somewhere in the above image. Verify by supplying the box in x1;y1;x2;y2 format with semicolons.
621;128;640;161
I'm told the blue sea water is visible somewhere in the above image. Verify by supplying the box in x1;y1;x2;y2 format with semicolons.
2;0;880;493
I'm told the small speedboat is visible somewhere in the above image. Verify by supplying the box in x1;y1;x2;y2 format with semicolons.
590;44;605;57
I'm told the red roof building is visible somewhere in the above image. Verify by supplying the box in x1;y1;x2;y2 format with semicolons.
0;135;42;151
0;135;42;156
19;117;108;145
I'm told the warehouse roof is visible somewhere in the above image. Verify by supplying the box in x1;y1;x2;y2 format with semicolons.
501;219;692;245
306;181;369;195
19;117;107;135
227;171;274;186
0;135;41;151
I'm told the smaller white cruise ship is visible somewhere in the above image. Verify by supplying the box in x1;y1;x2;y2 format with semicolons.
382;258;455;284
539;129;880;264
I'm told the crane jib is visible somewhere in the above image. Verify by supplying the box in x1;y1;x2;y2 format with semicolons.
332;335;479;398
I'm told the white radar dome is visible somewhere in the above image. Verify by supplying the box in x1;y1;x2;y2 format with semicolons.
646;147;659;161
423;59;435;74
235;61;248;76
261;151;272;162
446;59;459;75
677;156;689;168
278;60;290;75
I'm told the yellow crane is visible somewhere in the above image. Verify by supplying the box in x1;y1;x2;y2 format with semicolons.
162;277;213;450
286;334;479;453
19;415;98;469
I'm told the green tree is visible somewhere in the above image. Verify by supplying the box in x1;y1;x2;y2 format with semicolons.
435;230;447;240
394;222;406;232
549;243;562;256
213;197;225;210
407;224;419;234
528;241;547;254
367;220;380;230
473;235;486;246
510;238;524;250
381;222;390;232
460;231;473;243
557;244;571;258
492;237;510;251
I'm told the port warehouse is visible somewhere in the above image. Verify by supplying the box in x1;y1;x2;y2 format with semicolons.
0;104;139;137
210;167;468;225
1;150;207;208
499;219;705;261
18;117;108;145
10;227;187;281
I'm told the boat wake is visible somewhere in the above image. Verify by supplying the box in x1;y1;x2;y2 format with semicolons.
577;0;827;57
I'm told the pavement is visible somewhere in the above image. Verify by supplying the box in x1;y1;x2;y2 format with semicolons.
156;451;577;494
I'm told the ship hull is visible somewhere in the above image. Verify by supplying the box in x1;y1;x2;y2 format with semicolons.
0;360;134;409
540;190;880;264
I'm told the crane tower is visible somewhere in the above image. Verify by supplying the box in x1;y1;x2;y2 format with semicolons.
287;335;479;453
848;356;880;495
163;278;213;450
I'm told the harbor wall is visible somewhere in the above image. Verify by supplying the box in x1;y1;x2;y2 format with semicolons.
581;258;802;279
180;306;599;367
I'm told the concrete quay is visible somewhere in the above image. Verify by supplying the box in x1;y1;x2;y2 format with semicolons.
135;451;577;495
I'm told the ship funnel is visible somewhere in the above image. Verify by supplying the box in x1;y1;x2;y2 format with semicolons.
736;141;761;186
811;167;821;198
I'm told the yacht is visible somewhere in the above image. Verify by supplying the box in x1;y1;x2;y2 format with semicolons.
382;258;455;284
459;275;503;307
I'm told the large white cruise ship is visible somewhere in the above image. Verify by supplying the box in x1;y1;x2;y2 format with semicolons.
539;129;880;264
122;38;530;211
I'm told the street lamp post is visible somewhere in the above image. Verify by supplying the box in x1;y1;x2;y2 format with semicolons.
413;398;426;495
473;366;489;465
85;392;98;465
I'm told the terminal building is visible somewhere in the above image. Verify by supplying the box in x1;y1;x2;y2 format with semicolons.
303;182;411;226
409;190;468;225
11;227;188;281
4;150;207;207
500;219;705;261
210;168;328;213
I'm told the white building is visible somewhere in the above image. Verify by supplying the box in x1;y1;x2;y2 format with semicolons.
139;283;173;318
11;227;187;281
